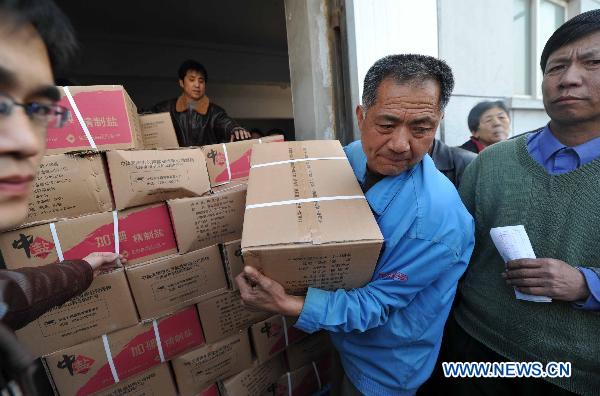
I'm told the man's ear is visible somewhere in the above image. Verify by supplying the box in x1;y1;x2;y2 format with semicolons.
356;105;366;131
179;79;184;90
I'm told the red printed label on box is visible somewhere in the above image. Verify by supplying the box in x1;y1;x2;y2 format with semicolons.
46;90;131;150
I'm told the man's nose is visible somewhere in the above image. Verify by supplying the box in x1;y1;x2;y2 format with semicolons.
389;128;410;153
558;64;584;89
0;108;44;158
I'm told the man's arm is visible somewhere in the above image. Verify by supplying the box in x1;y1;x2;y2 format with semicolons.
238;237;466;334
574;268;600;310
212;107;250;142
0;252;121;330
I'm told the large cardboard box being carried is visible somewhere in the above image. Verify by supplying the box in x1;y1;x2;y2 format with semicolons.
94;363;177;396
219;355;287;396
201;135;284;187
126;245;228;320
107;148;211;210
0;202;177;269
250;315;307;364
45;306;204;395
221;239;244;290
242;140;384;295
196;290;270;343
16;268;138;357
172;330;253;396
168;182;246;254
25;153;114;225
46;85;143;155
139;112;179;149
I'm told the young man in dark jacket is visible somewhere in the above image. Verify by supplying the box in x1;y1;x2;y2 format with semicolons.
151;59;251;146
0;1;121;394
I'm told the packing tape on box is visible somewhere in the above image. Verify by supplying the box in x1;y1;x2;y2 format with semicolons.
246;195;365;210
251;157;346;169
152;319;166;363
281;316;289;347
102;334;120;384
49;222;64;262
287;372;292;396
312;360;322;390
112;210;120;255
221;143;232;182
63;86;98;150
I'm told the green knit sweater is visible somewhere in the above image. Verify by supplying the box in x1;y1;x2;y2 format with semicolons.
456;134;600;395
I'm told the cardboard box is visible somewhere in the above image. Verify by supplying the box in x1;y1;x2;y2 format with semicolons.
219;355;286;396
25;153;114;225
126;246;228;320
201;135;284;187
140;112;179;149
107;149;211;210
250;316;307;364
172;331;253;396
196;383;220;396
0;202;177;269
221;239;244;290
15;268;138;357
196;290;271;343
262;354;334;396
94;363;177;396
284;332;332;371
241;140;384;295
46;85;143;155
168;183;246;254
45;306;204;395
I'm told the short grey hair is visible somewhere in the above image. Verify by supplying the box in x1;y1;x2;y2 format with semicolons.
361;54;455;111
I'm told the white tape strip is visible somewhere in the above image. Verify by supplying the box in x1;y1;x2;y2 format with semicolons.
251;157;346;169
63;86;97;150
281;316;289;347
258;138;262;143
312;361;322;390
152;320;166;363
49;223;64;262
287;372;292;396
112;210;119;254
222;143;232;182
102;334;119;384
246;195;365;210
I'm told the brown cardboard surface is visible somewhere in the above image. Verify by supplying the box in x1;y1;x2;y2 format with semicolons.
0;203;177;269
126;246;228;320
262;354;335;396
241;140;383;294
201;135;284;187
95;363;177;396
15;268;138;357
220;239;244;290
172;331;253;396
46;85;143;155
284;332;332;371
219;355;286;396
45;306;204;395
139;112;179;149
250;315;307;364
168;183;246;254
107;149;211;210
196;290;270;343
24;153;114;225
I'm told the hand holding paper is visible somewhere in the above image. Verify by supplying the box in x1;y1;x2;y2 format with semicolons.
490;225;552;302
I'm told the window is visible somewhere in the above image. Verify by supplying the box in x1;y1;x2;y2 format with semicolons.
513;0;567;97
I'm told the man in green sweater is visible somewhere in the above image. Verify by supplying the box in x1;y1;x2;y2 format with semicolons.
436;10;600;396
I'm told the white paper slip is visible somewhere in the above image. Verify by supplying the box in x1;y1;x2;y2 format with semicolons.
490;225;552;303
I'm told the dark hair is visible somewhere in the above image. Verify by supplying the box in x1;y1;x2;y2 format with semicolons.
540;9;600;72
361;54;454;111
178;59;208;81
467;100;509;132
0;0;77;70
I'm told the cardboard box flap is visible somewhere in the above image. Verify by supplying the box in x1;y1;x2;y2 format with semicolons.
249;140;344;167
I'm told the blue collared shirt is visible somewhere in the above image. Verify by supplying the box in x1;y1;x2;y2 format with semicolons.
527;125;600;310
295;141;474;395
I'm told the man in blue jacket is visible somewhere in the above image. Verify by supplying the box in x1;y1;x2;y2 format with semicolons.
236;54;475;395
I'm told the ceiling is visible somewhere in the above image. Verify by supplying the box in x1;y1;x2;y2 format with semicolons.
55;0;288;52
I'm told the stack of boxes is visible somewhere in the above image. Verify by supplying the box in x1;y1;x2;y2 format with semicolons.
0;86;383;395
